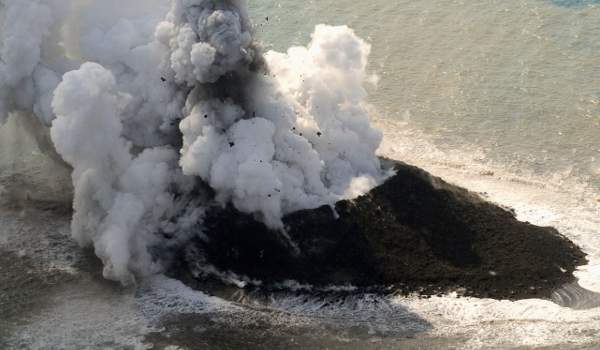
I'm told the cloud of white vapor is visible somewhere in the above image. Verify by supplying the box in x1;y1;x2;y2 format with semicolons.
0;0;384;283
0;0;68;125
51;62;186;283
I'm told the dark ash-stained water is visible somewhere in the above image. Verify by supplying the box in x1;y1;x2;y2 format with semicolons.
2;0;600;349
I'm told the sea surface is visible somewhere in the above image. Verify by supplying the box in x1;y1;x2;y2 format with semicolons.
2;1;600;349
250;0;600;192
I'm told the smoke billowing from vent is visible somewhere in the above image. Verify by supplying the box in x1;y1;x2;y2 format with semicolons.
0;0;384;284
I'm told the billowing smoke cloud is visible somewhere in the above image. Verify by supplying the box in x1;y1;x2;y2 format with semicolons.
0;0;384;284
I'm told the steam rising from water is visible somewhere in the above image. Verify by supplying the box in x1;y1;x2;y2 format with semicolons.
0;0;384;284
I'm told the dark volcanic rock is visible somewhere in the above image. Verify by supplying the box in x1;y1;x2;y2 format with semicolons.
174;160;587;300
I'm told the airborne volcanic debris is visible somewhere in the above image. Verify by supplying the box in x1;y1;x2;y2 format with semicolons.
1;0;400;284
176;160;587;301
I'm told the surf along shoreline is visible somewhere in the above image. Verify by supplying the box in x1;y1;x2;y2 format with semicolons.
171;158;588;301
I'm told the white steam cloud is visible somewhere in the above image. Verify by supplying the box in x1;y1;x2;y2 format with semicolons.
0;0;384;284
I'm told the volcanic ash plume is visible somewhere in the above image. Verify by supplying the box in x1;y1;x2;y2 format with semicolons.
0;0;384;284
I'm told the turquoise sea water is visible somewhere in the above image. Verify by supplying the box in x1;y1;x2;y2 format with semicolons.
1;2;600;349
551;0;600;7
249;0;600;192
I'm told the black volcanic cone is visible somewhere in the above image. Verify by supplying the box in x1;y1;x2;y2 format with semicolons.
172;160;587;300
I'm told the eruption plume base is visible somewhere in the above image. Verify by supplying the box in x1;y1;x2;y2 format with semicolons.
0;0;384;284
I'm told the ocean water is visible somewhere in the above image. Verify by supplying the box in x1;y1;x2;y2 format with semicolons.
249;0;600;192
2;1;600;349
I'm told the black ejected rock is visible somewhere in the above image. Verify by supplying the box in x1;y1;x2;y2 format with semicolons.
176;160;587;300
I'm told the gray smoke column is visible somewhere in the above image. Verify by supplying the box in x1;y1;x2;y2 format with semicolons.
0;0;385;284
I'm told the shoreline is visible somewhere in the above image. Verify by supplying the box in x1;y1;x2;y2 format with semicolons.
173;159;588;301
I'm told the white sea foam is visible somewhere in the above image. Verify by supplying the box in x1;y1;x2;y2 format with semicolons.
2;1;600;348
0;0;384;283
